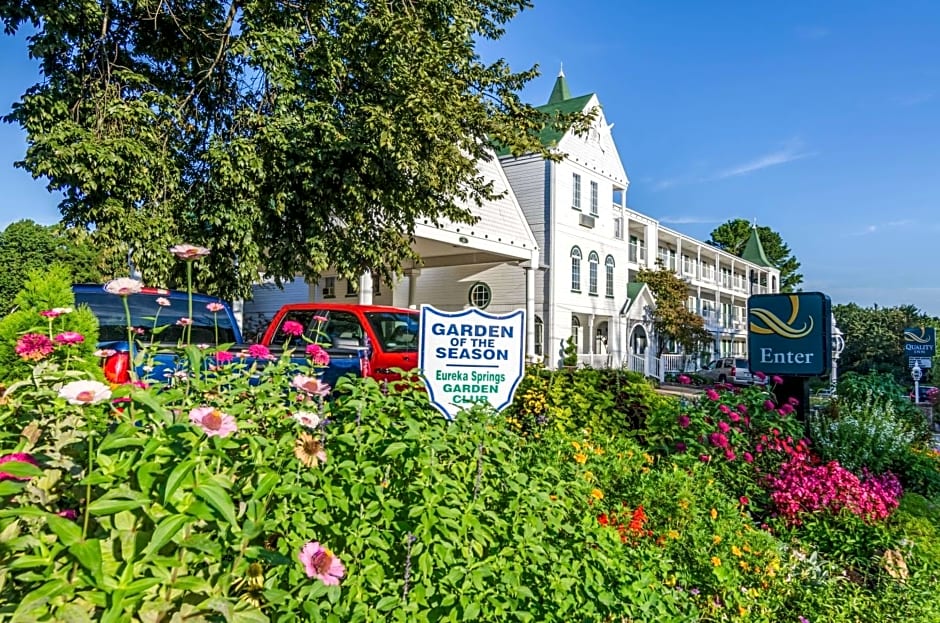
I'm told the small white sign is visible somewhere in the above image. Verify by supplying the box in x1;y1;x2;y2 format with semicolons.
909;357;933;369
418;305;525;420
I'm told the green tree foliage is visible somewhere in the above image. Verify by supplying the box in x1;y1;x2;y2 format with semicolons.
834;302;935;382
708;219;803;292
636;265;711;356
0;0;581;300
0;220;114;313
0;264;101;383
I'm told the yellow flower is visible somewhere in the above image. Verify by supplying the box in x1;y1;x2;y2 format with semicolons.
678;499;690;510
712;534;722;545
590;488;604;501
739;560;750;572
643;452;654;465
594;446;604;455
710;508;718;520
711;556;721;567
738;606;747;617
664;575;676;587
571;441;581;451
574;452;588;464
732;545;743;557
583;471;595;481
667;530;680;540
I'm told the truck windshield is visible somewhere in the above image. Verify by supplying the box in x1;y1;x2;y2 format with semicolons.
75;291;238;344
365;312;420;353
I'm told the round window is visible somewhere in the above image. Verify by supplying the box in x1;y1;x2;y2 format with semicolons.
468;282;492;309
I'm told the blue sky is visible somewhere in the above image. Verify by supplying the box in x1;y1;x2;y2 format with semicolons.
2;2;940;314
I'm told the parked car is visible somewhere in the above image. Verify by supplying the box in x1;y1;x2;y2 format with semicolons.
73;284;367;387
910;385;938;403
260;303;420;383
697;357;755;386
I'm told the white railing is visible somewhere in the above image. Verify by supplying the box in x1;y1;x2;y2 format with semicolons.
628;354;646;375
577;354;613;369
660;354;691;376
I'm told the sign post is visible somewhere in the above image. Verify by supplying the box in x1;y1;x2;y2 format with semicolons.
912;364;922;403
418;305;526;420
748;293;832;421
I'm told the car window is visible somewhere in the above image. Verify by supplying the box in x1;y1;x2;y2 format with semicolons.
365;311;420;352
734;359;749;368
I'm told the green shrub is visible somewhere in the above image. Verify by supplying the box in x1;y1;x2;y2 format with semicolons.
0;265;101;384
836;372;930;442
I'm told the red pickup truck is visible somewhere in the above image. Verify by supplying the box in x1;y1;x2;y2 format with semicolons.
260;303;420;383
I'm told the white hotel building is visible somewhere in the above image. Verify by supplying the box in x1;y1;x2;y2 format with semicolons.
245;73;780;374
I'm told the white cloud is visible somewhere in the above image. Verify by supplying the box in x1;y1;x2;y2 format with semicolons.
658;215;722;225
713;147;813;180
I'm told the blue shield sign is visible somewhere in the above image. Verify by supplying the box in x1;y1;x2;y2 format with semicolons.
747;292;832;376
419;305;526;420
904;327;936;358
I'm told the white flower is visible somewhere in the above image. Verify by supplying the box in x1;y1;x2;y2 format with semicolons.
292;411;321;429
104;278;143;297
58;380;112;405
156;297;171;307
52;307;73;315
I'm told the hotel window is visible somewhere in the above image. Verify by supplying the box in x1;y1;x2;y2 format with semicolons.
322;276;336;299
572;173;581;210
534;315;544;356
614;216;623;240
588;251;599;295
605;255;615;298
589;181;599;216
570;246;582;292
345;278;358;297
468;282;492;309
571;315;581;349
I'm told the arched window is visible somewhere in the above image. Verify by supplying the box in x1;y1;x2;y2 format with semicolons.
588;251;599;295
571;315;581;349
468;282;492;309
605;255;615;298
534;315;544;356
570;247;582;292
771;275;777;292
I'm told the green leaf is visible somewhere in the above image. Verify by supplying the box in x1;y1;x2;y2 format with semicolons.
375;596;399;611
143;514;192;559
0;480;26;497
69;539;103;581
194;483;237;526
132;390;172;423
46;514;82;547
382;442;408;458
163;459;196;504
463;602;481;620
87;499;145;515
0;460;43;479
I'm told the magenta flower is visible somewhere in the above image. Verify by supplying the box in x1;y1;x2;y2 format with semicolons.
40;308;71;318
699;454;711;463
743;452;754;463
788;396;800;406
736;403;748;414
215;350;234;364
675;442;687;452
724;449;736;461
246;344;274;360
754;371;767;381
282;320;305;337
299;541;345;585
763;399;776;411
0;453;38;481
708;432;729;449
169;244;210;261
57;509;78;520
188;407;238;438
306;343;331;366
705;389;720;401
54;332;85;345
717;421;730;434
729;412;741;423
15;333;54;361
206;302;225;313
677;415;691;429
718;404;731;415
313;315;328;323
771;375;784;385
677;374;691;385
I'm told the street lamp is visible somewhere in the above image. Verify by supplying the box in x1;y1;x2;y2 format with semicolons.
830;313;845;393
913;364;923;403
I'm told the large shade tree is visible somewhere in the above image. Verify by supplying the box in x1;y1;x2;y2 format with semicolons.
708;219;803;292
0;0;576;299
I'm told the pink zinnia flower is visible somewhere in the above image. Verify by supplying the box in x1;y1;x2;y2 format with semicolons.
708;432;729;449
736;403;748;414
57;509;78;520
729;412;741;423
104;278;143;296
788;396;800;406
743;452;754;463
677;415;691;429
306;343;331;366
58;380;112;405
54;332;85;345
156;297;171;307
699;454;711;463
0;453;38;481
282;320;305;337
188;407;238;438
717;421;730;433
718;404;731;415
754;371;767;381
298;541;345;585
293;411;321;428
706;389;720;401
724;449;736;461
40;308;70;318
206;302;225;313
292;374;331;398
771;375;784;385
176;318;193;327
676;442;687;452
169;244;210;261
246;344;274;360
15;333;54;361
313;315;328;323
763;399;776;411
214;350;234;364
677;374;691;385
94;348;117;357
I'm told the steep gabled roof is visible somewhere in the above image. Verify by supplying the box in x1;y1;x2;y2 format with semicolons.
620;282;652;315
741;226;773;267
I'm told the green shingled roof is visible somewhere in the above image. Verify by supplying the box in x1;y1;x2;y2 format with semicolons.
620;282;649;315
741;227;773;267
495;72;594;156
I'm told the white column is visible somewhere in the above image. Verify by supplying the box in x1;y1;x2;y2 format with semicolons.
587;314;595;358
524;260;536;362
358;271;374;305
406;269;421;308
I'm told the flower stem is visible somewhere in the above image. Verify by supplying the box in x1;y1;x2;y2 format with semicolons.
122;295;139;382
186;262;194;346
82;432;94;540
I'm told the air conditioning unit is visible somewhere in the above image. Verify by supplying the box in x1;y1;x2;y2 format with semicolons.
579;214;595;228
